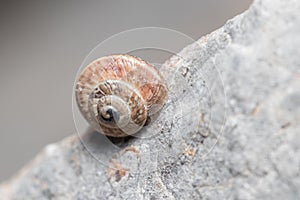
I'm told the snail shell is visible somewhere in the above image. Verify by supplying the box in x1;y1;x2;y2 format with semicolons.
75;54;168;137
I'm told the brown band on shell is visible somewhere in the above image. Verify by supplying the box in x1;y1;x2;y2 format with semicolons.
75;54;168;137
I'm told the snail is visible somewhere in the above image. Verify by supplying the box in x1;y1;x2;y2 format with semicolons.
75;54;168;137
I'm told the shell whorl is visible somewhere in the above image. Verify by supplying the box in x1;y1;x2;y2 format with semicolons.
75;54;168;137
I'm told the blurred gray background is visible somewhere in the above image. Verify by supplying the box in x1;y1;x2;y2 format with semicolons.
0;0;252;182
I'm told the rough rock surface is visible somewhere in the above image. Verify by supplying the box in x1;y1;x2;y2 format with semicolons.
1;0;299;199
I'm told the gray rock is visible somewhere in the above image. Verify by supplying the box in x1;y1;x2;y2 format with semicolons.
1;0;299;199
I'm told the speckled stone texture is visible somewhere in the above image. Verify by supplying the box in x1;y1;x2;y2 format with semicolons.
1;0;299;199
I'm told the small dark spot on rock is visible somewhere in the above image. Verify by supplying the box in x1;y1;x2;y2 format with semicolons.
115;170;122;182
150;196;158;200
42;188;55;199
281;122;291;129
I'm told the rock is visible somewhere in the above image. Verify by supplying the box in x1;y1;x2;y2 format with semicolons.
1;0;299;199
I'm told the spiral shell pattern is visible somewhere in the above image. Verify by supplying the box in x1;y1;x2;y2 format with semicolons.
75;54;168;137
